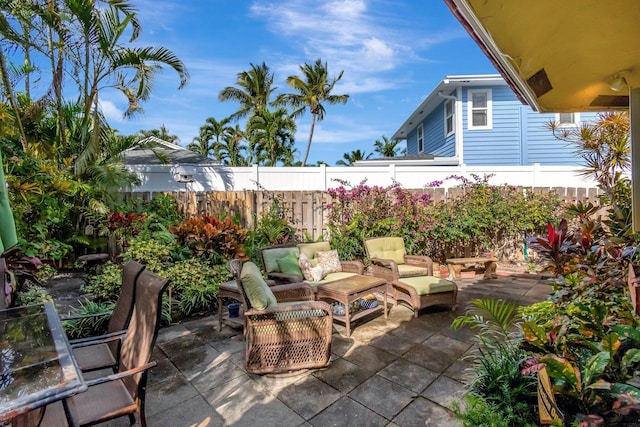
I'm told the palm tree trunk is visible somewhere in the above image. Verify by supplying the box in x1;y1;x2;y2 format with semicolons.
302;113;317;167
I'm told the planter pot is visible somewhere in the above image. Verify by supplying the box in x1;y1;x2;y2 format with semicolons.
460;269;476;279
628;264;640;316
439;265;450;278
228;303;241;318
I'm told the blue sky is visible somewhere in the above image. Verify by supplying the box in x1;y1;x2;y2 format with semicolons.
104;0;498;165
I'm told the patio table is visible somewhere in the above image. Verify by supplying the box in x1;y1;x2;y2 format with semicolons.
0;302;86;426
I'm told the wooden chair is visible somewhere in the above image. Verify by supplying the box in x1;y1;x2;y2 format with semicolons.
41;269;170;427
364;236;457;318
67;260;146;372
232;260;333;375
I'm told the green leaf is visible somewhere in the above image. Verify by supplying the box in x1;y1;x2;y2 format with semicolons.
583;352;610;387
542;356;580;390
621;348;640;368
611;382;640;398
601;332;621;356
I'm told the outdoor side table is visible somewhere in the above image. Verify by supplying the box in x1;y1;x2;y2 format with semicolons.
316;275;388;336
217;280;244;332
0;302;87;426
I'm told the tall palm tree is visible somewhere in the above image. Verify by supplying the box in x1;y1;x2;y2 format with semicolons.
374;135;402;158
336;149;372;166
138;125;180;143
218;62;276;121
194;116;233;160
246;107;297;166
274;59;349;166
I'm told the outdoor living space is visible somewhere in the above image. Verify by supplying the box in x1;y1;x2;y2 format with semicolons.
118;274;551;427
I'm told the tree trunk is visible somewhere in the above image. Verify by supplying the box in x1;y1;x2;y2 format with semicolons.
0;47;28;151
301;113;317;167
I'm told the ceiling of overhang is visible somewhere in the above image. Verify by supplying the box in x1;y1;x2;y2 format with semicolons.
445;0;640;112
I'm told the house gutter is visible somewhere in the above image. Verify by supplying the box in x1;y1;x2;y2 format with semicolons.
437;91;463;165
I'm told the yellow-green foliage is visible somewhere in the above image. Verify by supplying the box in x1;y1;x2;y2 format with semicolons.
123;236;174;272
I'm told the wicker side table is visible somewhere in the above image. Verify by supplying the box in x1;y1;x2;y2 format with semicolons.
217;280;244;332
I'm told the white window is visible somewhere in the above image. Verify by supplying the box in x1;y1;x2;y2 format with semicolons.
556;112;580;127
417;123;424;153
444;99;455;137
468;89;492;130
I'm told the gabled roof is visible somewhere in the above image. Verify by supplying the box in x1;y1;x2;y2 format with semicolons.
123;136;219;166
392;74;506;140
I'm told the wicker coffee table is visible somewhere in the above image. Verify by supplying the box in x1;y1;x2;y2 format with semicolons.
316;275;387;336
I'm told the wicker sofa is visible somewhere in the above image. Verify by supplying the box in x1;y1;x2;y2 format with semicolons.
259;242;365;291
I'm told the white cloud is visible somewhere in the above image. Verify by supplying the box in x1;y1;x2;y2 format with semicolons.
99;100;125;124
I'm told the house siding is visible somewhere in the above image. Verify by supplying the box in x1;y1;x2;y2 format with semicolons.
423;103;455;156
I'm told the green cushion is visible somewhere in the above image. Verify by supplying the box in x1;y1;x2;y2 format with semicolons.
399;276;456;295
262;247;299;273
240;262;277;310
398;264;428;278
276;252;303;276
297;242;331;262
365;237;406;265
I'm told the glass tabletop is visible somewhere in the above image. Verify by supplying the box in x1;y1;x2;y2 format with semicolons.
0;302;86;421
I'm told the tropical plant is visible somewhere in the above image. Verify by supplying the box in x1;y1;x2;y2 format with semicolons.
274;58;349;166
138;125;180;143
169;216;248;263
218;124;249;166
62;300;114;339
218;62;275;121
373;135;402;158
246;106;297;166
336;149;372;166
188;116;233;158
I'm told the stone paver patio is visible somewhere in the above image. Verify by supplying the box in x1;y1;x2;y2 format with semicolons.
97;274;552;426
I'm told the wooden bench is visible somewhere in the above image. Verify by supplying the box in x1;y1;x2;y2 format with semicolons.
445;257;498;280
76;253;110;272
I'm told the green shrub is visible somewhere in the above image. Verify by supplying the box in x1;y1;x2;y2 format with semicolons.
14;283;52;306
82;261;122;301
123;236;174;272
63;300;114;339
454;395;538;427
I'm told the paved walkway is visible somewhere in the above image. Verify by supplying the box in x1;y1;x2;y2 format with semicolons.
101;274;552;426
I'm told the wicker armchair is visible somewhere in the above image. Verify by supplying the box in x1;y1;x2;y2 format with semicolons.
364;237;457;318
231;260;333;375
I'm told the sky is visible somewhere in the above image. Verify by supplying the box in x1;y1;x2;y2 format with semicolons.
102;0;498;166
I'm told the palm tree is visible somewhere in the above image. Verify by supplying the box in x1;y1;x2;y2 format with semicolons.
274;59;348;166
218;125;249;166
246;107;297;166
374;135;402;158
138;125;180;143
194;117;233;159
336;149;372;166
218;62;276;121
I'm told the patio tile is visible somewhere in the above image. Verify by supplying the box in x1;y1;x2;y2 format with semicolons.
148;354;182;386
148;394;225;427
369;332;416;357
204;373;305;426
392;396;461;427
207;332;245;355
308;396;388;427
275;375;342;419
389;321;434;344
189;357;247;394
343;343;397;372
378;359;439;393
402;335;470;373
156;323;192;344
145;374;200;417
312;358;373;393
330;333;357;357
421;376;466;412
349;375;416;419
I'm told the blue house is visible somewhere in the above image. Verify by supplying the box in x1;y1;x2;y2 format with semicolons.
392;74;601;166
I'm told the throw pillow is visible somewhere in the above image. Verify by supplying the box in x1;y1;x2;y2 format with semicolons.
298;252;314;281
309;264;327;282
240;262;277;310
316;250;342;274
276;252;303;276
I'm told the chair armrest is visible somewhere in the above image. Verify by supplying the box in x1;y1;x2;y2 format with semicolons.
271;282;315;302
368;258;399;282
267;272;304;284
404;255;433;274
340;260;365;274
70;330;125;347
84;361;157;387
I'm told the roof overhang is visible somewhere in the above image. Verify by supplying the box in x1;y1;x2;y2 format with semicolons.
392;74;505;140
443;0;639;112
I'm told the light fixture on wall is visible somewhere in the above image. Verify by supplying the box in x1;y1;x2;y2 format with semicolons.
608;70;631;92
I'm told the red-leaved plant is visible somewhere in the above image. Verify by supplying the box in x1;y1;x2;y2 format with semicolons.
170;216;247;261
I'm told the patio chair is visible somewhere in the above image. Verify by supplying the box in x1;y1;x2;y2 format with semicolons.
234;260;333;375
41;268;170;427
67;260;146;372
260;241;364;290
364;236;457;318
